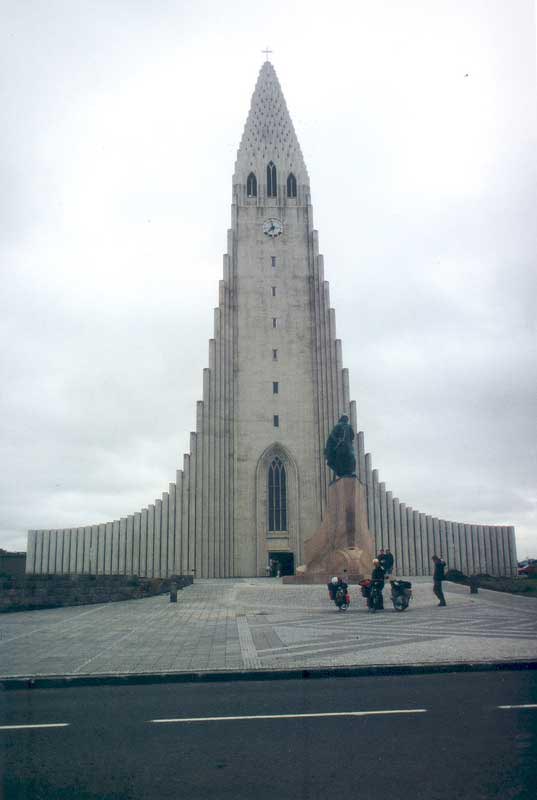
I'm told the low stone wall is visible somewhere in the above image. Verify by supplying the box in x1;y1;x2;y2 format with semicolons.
0;574;193;613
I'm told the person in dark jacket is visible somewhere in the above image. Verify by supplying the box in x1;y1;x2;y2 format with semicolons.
384;548;394;577
370;558;385;610
377;549;387;571
432;555;447;606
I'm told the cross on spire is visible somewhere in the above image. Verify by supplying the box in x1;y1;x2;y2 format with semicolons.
262;46;273;61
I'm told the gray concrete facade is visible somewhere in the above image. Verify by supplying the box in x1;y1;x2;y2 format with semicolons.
27;62;517;578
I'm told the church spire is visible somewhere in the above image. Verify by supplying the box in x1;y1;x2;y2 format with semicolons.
233;61;309;193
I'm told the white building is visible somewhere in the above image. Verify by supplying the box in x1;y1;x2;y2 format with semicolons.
26;62;517;578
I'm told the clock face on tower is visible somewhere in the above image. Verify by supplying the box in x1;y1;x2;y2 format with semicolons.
263;218;283;238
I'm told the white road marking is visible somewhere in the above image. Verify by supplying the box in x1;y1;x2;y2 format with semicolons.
150;708;427;723
0;723;70;731
498;704;537;710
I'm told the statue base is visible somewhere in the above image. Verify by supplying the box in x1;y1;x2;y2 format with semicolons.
283;476;375;584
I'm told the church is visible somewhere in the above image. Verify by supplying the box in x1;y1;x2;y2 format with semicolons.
26;61;517;579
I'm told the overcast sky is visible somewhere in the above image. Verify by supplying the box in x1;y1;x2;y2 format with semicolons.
1;0;536;559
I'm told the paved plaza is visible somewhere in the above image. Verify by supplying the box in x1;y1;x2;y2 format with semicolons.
1;578;536;678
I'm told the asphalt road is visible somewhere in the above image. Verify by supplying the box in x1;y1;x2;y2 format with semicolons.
1;670;536;799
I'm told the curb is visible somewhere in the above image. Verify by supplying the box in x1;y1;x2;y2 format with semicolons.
1;659;536;691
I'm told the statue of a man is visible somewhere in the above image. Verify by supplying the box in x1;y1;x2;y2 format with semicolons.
325;415;356;478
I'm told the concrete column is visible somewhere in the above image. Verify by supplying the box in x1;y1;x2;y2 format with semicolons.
483;525;493;575
393;497;402;575
202;370;210;577
82;527;92;574
195;401;204;576
147;506;155;577
413;510;421;575
342;367;350;416
380;482;388;551
335;337;344;415
188;434;197;574
476;525;486;573
34;531;43;574
54;530;63;575
457;521;467;573
214;309;224;575
168;483;176;577
61;530;70;574
154;500;162;578
496;526;506;576
462;524;473;574
182;454;191;575
208;340;216;578
446;521;456;571
386;491;394;553
470;525;479;573
472;525;481;573
438;520;446;561
133;512;141;576
26;531;37;574
507;526;517;576
491;526;500;575
407;507;417;575
218;281;228;569
57;531;66;574
399;503;408;575
432;518;440;559
425;517;434;574
444;520;452;562
365;453;374;534
487;526;498;576
174;473;183;575
73;528;82;573
125;516;134;575
57;531;65;574
104;522;113;574
312;259;325;517
372;469;381;549
95;525;104;575
419;513;428;575
47;531;57;574
357;431;366;485
117;518;126;575
312;259;327;514
140;509;148;577
110;521;119;574
452;522;462;573
161;493;169;578
89;524;98;574
324;288;336;435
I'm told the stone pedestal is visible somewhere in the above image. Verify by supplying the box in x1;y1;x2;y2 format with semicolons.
284;477;375;584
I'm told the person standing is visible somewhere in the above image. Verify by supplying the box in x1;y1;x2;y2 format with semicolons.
432;555;447;606
384;548;394;577
377;548;387;571
370;558;386;610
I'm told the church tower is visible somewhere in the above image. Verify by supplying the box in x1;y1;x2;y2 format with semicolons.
26;62;517;580
229;60;345;575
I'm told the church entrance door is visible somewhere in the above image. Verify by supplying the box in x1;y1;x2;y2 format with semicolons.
269;551;295;577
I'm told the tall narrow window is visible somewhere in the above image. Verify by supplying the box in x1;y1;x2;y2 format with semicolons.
267;161;277;197
273;415;279;427
272;317;277;328
273;381;279;394
271;256;276;267
268;457;287;531
272;286;276;297
272;349;278;360
287;172;297;198
246;172;257;197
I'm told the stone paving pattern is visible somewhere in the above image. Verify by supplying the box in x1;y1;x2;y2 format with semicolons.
1;579;536;677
